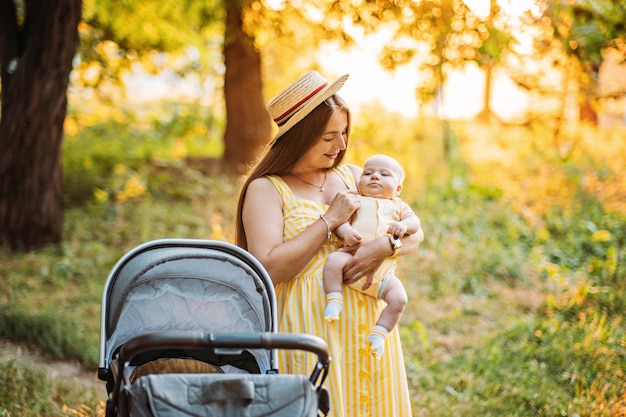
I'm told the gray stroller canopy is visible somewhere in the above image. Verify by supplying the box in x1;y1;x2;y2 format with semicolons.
99;239;276;374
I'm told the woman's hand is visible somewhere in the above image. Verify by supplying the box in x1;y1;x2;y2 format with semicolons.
323;190;361;230
342;236;390;290
342;228;424;290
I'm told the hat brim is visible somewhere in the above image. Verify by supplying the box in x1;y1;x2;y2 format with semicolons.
269;74;349;145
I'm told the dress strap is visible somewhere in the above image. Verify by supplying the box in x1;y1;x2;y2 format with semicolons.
333;165;357;191
266;175;293;199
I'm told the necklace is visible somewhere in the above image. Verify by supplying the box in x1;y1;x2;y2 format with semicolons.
291;170;327;192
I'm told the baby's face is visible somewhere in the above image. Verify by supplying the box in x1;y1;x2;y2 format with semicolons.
358;157;402;199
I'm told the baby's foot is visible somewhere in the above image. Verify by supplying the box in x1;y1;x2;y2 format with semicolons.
324;292;343;322
367;325;389;358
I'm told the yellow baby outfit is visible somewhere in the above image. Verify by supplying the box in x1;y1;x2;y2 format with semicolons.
347;195;414;299
267;165;413;417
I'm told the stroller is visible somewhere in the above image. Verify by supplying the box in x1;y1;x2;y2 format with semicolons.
97;238;330;417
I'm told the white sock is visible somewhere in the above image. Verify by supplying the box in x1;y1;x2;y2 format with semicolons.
367;325;389;358
324;292;343;322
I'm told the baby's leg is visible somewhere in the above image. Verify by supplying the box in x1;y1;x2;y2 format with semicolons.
323;251;351;293
367;277;408;357
376;277;408;331
323;251;352;322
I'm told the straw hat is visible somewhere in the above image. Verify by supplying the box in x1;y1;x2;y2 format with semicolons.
267;70;349;144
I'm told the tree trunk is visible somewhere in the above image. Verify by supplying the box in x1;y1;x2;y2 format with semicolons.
477;63;493;123
0;0;82;250
579;94;598;124
222;0;271;174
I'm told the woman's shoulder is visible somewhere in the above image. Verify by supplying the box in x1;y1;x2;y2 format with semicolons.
249;176;280;194
249;175;292;200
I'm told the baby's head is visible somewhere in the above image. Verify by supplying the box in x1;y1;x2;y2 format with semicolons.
358;154;405;199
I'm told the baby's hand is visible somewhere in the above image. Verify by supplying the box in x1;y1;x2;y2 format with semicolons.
342;229;362;247
387;222;407;238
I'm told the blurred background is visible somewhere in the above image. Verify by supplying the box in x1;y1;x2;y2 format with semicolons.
1;1;625;416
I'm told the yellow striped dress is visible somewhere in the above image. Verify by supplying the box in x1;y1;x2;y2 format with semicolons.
267;165;413;417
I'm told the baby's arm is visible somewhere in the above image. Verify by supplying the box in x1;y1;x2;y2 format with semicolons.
387;212;421;238
335;222;362;247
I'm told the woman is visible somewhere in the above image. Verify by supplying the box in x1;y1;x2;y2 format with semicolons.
235;70;423;417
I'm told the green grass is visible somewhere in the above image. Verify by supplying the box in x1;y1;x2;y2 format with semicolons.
1;112;625;416
0;359;102;417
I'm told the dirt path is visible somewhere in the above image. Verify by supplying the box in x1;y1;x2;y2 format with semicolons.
0;340;108;399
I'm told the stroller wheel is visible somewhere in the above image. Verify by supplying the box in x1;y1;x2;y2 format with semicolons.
105;399;116;417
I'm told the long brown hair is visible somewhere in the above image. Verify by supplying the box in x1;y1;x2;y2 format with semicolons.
235;95;351;249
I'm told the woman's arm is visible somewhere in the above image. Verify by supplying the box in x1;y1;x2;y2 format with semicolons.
242;177;324;285
343;224;424;290
242;177;360;285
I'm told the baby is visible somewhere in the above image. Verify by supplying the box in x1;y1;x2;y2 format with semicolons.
323;154;421;357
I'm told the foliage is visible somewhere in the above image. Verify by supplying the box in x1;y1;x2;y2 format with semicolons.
401;116;626;416
78;0;223;91
74;0;360;111
63;110;223;206
546;0;626;73
521;0;626;123
0;306;96;365
422;313;625;416
0;360;103;417
408;197;626;416
374;0;513;105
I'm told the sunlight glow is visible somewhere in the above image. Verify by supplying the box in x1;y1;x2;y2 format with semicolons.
318;0;539;120
463;0;490;17
464;0;536;17
498;0;539;17
319;29;419;117
265;0;285;10
124;0;539;122
320;23;530;120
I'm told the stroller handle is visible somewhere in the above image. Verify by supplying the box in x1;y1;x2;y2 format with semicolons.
119;331;330;366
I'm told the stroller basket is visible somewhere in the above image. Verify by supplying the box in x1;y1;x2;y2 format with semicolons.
116;331;329;417
97;239;330;417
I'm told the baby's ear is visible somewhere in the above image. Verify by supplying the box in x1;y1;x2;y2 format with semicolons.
395;183;403;195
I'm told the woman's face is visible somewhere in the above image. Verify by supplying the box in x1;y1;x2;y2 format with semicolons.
301;110;348;169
